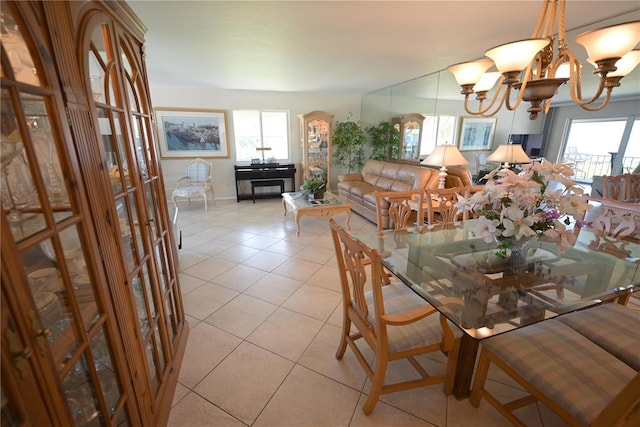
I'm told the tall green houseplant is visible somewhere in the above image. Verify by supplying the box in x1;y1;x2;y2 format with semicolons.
366;120;400;161
333;113;366;173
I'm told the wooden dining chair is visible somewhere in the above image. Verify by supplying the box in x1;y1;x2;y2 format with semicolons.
582;196;640;304
470;318;640;426
374;190;424;231
425;187;469;225
583;196;640;245
329;219;461;415
602;174;627;201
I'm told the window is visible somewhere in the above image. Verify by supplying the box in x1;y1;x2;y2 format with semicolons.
420;115;457;157
233;110;289;162
561;117;639;182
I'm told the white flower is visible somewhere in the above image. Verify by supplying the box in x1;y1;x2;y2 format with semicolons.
473;216;501;243
454;192;474;214
501;206;536;239
540;220;577;253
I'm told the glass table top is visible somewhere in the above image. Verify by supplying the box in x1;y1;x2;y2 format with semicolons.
355;220;640;339
282;192;349;209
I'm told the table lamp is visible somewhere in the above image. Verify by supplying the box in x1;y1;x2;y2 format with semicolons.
421;144;469;189
486;141;531;172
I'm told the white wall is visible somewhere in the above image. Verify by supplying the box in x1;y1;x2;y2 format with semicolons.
151;85;362;200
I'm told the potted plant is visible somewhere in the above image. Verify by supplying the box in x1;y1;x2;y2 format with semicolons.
366;120;400;161
333;113;366;173
302;176;326;200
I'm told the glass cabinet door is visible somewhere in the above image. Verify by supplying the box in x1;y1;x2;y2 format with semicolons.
393;113;425;163
1;3;135;425
298;111;333;190
85;12;184;419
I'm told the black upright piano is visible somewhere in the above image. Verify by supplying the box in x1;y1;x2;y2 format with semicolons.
234;163;296;202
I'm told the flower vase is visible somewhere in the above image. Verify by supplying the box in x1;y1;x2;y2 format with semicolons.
507;237;532;274
496;236;531;311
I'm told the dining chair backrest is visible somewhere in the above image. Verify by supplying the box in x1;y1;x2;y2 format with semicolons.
374;190;424;231
625;173;640;200
425;187;470;225
602;174;627;201
586;196;640;240
330;219;381;331
172;157;215;211
184;158;213;184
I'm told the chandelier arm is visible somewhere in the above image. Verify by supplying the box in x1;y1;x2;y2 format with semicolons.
564;50;608;106
463;80;507;116
578;88;613;111
480;87;512;117
504;66;534;111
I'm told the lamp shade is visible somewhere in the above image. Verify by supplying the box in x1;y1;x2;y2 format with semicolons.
485;38;550;73
473;71;502;92
448;59;493;86
486;143;532;164
609;49;640;77
575;21;640;63
421;145;469;167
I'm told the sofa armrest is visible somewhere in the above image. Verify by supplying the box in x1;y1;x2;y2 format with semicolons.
338;173;363;182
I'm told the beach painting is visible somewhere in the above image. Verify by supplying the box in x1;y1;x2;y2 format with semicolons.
155;108;230;158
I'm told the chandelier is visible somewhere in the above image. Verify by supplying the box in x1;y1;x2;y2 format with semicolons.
448;0;640;120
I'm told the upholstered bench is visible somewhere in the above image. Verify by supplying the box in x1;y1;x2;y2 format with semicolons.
470;319;640;426
251;179;284;203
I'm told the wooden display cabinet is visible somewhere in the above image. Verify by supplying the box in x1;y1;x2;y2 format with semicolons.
0;1;187;425
393;113;425;163
298;111;334;190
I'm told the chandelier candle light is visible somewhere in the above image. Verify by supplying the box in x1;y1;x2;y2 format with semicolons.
421;144;469;189
448;0;640;119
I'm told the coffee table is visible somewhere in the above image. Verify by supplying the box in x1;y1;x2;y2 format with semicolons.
282;192;352;236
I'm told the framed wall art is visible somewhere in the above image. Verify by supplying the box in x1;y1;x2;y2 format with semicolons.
457;117;497;151
155;108;230;158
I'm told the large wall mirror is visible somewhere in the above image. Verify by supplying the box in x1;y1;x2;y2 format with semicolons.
362;9;640;173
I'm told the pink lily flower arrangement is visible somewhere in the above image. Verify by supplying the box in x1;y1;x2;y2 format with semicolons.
456;159;591;255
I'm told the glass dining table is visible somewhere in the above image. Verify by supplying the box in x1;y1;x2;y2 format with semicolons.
354;220;640;398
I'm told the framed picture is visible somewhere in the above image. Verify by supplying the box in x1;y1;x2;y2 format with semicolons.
155;108;230;158
457;117;497;151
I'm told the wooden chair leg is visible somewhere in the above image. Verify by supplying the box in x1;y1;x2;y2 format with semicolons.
335;316;350;359
470;348;491;407
444;338;461;395
363;356;387;415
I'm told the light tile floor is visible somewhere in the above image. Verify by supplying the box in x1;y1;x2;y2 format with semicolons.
167;197;595;427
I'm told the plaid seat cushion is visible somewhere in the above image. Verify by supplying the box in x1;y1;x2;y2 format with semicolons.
482;320;636;426
557;303;640;370
365;282;462;353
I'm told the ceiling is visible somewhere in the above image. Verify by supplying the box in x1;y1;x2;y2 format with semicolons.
128;1;640;98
